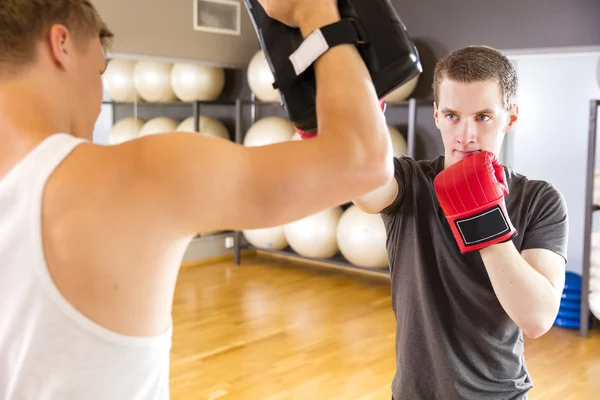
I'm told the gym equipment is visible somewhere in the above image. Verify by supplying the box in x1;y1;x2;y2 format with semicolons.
554;271;593;329
170;63;225;102
247;50;281;103
138;117;179;137
385;74;419;103
243;226;288;250
284;207;343;259
434;151;516;253
176;116;231;140
108;117;145;145
133;61;177;103
336;205;388;268
388;125;408;157
243;116;296;146
243;0;422;132
590;292;600;321
103;59;140;102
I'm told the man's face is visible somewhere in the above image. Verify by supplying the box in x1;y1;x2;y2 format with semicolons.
66;37;107;140
433;78;518;168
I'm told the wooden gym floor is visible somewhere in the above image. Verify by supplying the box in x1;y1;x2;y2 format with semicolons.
170;254;600;400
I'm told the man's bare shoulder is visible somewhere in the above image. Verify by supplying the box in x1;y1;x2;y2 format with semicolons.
42;139;187;337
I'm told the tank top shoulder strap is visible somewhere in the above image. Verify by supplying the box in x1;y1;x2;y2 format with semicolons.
0;133;87;192
31;133;87;181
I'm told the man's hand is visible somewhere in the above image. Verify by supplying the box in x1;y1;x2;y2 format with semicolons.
257;0;339;28
434;151;517;253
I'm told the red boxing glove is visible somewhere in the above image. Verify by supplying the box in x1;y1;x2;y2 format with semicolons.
295;99;387;140
433;151;517;253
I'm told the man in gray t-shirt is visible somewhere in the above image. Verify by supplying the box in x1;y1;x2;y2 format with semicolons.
353;46;568;400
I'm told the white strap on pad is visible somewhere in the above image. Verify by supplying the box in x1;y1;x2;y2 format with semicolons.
289;29;330;76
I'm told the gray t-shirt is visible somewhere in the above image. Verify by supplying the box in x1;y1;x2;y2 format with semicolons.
381;155;568;400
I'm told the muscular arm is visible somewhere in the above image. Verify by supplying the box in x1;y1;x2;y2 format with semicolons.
352;170;398;214
480;242;565;339
120;6;393;238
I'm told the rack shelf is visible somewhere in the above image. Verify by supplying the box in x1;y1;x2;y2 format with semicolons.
232;97;422;273
252;246;390;277
581;99;600;337
103;99;237;132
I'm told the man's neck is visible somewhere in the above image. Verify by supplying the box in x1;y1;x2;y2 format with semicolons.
0;81;70;181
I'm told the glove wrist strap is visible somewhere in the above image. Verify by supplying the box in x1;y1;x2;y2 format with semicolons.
453;204;514;248
272;18;367;90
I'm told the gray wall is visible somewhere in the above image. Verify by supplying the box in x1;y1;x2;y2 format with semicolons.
391;0;600;52
94;0;259;68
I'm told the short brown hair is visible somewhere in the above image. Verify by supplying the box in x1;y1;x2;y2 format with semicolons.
0;0;113;73
433;45;518;110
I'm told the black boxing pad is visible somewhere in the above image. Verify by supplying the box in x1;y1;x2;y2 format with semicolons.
243;0;422;132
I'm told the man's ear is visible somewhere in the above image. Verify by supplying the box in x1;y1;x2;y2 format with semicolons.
47;24;72;71
433;101;440;129
505;104;519;134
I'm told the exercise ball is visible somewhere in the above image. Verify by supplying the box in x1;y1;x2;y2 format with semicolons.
284;207;343;259
590;292;600;321
170;63;225;102
388;125;408;157
103;59;140;102
133;60;177;102
243;226;288;250
176;116;230;140
138;117;179;136
291;131;302;141
243;116;296;146
336;205;388;268
108;117;145;144
385;74;419;102
247;50;280;103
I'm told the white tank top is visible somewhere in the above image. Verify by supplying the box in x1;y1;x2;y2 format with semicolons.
0;134;172;399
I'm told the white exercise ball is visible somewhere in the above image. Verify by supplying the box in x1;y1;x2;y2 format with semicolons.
243;116;296;146
243;226;288;250
591;264;600;280
385;74;419;102
284;207;343;259
170;63;225;102
590;291;600;320
176;116;230;140
108;117;145;144
388;125;408;157
590;276;600;293
247;50;280;103
336;205;388;268
138;117;179;137
133;60;177;102
103;59;140;102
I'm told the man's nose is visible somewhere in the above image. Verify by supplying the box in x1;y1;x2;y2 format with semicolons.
455;120;477;144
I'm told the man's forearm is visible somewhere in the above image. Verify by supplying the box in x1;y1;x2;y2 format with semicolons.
479;241;561;338
297;8;391;165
